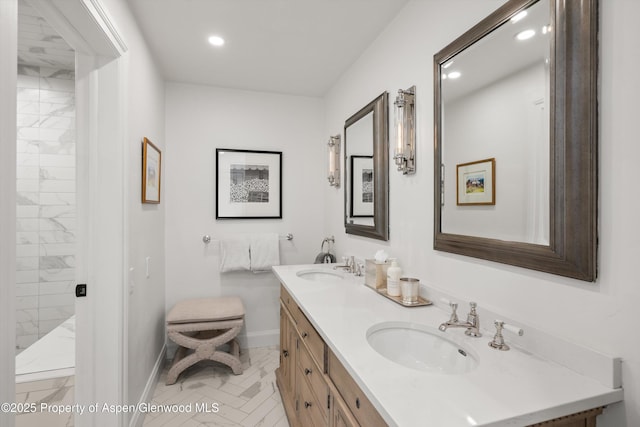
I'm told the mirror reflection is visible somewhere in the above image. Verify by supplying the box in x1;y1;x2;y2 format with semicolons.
346;112;374;225
434;0;598;281
440;0;550;245
344;92;389;241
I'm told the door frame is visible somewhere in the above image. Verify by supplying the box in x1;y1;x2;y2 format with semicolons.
0;1;129;425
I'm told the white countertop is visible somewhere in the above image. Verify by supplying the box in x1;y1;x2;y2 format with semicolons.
273;264;624;427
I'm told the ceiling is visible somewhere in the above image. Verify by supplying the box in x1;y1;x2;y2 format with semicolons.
18;0;75;69
126;0;408;97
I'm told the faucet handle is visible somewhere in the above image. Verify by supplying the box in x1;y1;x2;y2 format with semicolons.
489;320;524;351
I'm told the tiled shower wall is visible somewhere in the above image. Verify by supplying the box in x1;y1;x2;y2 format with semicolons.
16;65;76;353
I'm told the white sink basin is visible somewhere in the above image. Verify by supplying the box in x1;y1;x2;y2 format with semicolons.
296;269;346;282
366;322;478;374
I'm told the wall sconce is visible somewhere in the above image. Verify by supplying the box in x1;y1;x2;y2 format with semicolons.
327;134;341;187
393;86;416;174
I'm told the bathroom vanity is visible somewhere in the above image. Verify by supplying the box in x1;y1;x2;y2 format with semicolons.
273;264;623;427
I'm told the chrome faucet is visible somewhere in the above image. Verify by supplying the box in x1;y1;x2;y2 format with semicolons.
333;256;355;273
439;301;482;337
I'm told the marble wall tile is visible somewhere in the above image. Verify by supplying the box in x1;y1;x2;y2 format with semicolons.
40;166;75;181
39;77;74;91
38;281;74;296
16;270;39;284
40;67;74;79
16;192;39;206
39;103;73;117
18;64;40;77
17;101;39;114
39;230;75;243
17;205;39;218
16;257;38;271
17;153;39;167
16;244;38;258
17;295;38;310
16;65;76;351
40;268;75;283
40;180;75;193
16;334;39;351
39;154;74;167
16;218;39;232
17;179;38;192
17;74;40;88
17;231;39;244
17;113;39;127
17;283;38;298
40;205;75;219
38;293;74;308
17;165;39;179
39;193;75;206
39;218;75;232
39;89;73;104
40;255;75;270
40;243;75;256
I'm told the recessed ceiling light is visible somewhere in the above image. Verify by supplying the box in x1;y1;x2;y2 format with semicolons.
208;35;225;47
447;71;461;79
516;29;536;41
511;10;528;23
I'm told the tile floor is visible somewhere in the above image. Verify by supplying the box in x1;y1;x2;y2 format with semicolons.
143;346;289;427
15;375;74;427
12;346;288;427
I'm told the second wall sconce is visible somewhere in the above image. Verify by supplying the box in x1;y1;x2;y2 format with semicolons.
393;86;416;174
327;134;341;187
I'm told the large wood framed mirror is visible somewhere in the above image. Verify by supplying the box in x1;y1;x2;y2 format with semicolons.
434;0;598;281
344;92;389;241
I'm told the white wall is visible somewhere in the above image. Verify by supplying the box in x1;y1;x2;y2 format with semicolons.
0;1;18;424
323;1;640;426
165;83;325;348
97;0;166;423
443;63;549;243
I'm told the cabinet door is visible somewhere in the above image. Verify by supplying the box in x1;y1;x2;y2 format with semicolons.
296;365;327;427
330;388;359;427
279;304;296;397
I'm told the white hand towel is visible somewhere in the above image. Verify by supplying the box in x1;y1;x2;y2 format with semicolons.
250;233;280;272
219;237;250;273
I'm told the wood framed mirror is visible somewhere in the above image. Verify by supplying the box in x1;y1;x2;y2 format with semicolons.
434;0;598;281
344;92;389;241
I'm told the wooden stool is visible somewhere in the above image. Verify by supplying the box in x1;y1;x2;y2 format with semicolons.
165;297;245;385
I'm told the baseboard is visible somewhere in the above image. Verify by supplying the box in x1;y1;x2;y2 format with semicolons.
239;328;279;348
129;344;166;427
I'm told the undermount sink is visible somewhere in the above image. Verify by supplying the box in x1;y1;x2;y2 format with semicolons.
296;269;346;282
366;322;478;374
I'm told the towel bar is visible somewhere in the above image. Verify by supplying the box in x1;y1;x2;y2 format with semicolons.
202;233;293;244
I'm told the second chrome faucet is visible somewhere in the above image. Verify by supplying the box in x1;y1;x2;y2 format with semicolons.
439;301;482;337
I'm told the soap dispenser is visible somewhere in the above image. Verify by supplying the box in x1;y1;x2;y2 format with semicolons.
386;259;402;296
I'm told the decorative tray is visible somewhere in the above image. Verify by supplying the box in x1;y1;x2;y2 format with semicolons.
375;288;432;307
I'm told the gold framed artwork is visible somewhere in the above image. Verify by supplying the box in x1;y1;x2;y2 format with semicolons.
142;137;161;204
456;158;495;205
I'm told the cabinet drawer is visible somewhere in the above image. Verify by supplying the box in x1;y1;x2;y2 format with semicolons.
298;342;329;421
280;284;298;318
296;367;327;427
295;308;326;370
328;350;387;427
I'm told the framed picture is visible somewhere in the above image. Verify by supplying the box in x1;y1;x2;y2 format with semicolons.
142;137;161;204
456;158;495;205
350;155;374;217
216;148;282;219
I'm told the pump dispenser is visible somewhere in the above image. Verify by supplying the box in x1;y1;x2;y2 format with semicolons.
386;259;402;296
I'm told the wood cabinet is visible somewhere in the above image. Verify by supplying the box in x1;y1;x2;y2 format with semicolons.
276;284;605;427
276;285;384;427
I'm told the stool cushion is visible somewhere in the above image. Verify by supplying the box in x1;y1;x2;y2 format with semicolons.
167;297;244;324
